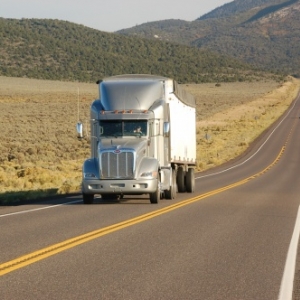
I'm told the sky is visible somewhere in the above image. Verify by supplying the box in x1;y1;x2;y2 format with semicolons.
1;0;232;32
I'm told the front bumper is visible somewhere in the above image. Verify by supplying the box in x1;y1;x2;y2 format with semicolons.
82;178;158;195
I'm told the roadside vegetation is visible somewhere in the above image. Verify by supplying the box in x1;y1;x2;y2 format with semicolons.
187;77;300;170
0;76;299;204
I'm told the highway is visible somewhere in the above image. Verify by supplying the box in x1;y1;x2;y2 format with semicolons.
1;91;300;299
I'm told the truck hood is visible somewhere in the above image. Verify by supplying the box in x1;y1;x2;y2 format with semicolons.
98;138;148;154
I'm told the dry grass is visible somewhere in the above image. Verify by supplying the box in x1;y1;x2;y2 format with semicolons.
0;77;97;202
185;78;300;170
0;76;299;203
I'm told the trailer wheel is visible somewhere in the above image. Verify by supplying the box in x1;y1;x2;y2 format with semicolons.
177;166;186;193
83;193;94;204
150;179;160;204
186;168;195;193
165;169;176;199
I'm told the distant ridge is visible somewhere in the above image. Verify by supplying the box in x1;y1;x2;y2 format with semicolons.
118;0;300;77
198;0;290;20
0;18;278;83
245;0;298;22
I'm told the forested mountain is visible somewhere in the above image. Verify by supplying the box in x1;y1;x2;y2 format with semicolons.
0;18;274;83
118;0;300;77
199;0;297;20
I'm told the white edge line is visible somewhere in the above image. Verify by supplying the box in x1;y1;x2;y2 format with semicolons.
278;205;300;300
0;200;82;218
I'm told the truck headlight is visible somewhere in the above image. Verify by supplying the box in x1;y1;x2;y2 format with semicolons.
140;171;158;178
83;172;97;179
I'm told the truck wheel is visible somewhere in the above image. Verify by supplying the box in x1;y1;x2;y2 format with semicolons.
165;169;176;199
150;180;160;204
83;193;94;204
186;168;195;193
177;166;186;193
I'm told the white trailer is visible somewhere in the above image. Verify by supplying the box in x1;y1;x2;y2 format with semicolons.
80;74;196;204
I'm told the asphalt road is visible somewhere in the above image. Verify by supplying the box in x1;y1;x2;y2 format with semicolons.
1;92;300;300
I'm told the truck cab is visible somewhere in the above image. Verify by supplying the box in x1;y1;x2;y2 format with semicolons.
80;74;196;204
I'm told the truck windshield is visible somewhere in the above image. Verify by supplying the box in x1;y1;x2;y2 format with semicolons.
99;120;147;137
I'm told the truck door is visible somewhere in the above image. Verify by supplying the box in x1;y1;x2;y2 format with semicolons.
163;104;170;166
149;119;162;162
91;121;99;158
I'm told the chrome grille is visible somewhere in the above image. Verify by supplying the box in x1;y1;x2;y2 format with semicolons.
101;151;134;178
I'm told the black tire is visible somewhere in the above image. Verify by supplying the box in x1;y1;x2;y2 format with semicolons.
186;168;195;193
165;169;176;200
150;180;160;204
83;193;94;204
177;166;186;193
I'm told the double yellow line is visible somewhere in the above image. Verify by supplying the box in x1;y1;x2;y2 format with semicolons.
0;147;285;277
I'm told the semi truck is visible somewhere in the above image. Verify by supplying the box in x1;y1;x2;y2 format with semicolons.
79;74;197;204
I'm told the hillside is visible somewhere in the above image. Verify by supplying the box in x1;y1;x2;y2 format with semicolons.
199;0;297;20
117;0;300;77
0;18;273;84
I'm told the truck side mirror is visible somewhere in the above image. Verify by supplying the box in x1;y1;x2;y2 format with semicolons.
76;122;83;139
163;122;170;137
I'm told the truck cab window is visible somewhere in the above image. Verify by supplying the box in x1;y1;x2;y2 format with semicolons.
100;121;122;137
132;122;147;136
100;120;148;137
